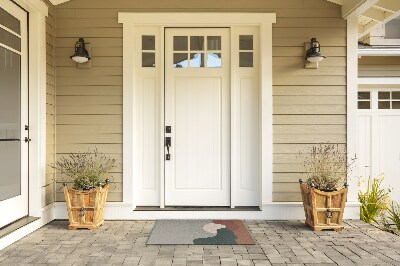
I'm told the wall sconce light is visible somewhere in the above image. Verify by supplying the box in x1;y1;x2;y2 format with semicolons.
70;37;91;64
305;38;326;69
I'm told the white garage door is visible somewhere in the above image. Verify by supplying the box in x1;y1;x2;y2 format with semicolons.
358;89;400;202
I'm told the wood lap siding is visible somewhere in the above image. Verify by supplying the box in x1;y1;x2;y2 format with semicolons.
55;0;346;202
45;1;56;206
359;57;400;77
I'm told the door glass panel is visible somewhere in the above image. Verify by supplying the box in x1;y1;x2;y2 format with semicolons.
0;27;21;51
207;36;221;50
0;7;20;34
173;36;188;51
173;53;188;68
207;53;222;68
392;91;400;99
392;101;400;109
142;52;155;67
358;92;370;99
0;47;21;201
239;52;253;67
190;36;204;51
358;101;370;109
239;35;253;50
142;35;155;50
189;53;204;67
378;101;390;109
378;91;390;99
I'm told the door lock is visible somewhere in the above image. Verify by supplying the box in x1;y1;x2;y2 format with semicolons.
24;137;31;143
165;137;171;160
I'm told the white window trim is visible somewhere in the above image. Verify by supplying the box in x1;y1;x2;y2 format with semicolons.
118;13;276;208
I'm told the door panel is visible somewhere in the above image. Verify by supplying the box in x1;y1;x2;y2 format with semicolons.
378;116;400;203
174;78;221;190
165;28;230;206
0;0;28;228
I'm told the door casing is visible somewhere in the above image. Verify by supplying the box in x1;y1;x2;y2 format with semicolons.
119;13;276;209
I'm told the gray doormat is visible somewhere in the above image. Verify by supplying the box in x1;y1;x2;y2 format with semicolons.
147;220;255;245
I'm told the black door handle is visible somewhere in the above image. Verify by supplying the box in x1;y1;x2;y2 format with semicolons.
165;137;171;160
0;139;20;142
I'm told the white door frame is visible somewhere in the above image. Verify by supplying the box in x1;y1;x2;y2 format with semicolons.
11;0;48;217
119;13;276;209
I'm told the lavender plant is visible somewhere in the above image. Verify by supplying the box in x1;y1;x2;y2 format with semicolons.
299;143;355;191
52;148;116;190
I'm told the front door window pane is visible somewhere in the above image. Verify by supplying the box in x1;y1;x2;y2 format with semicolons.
207;53;221;68
190;53;204;67
173;53;188;68
207;36;221;50
190;36;204;51
0;47;21;201
173;36;188;51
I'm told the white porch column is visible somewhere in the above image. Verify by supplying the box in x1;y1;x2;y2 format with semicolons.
347;16;360;203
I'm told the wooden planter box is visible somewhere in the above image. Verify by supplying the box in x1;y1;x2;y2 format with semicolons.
63;184;109;230
299;182;347;231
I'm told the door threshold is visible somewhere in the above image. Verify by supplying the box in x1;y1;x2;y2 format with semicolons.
0;216;39;239
135;206;260;211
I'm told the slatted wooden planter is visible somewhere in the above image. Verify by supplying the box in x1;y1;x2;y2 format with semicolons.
63;183;109;230
299;181;347;231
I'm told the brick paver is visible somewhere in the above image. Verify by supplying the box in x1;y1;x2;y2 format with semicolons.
0;220;399;265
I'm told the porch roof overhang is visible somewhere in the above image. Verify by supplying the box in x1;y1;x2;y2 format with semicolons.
327;0;400;39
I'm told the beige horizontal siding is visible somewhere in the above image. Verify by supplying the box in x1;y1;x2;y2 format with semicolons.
45;1;56;207
55;0;346;203
359;56;400;77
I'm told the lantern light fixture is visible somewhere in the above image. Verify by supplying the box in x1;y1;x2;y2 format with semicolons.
70;37;91;64
305;38;326;63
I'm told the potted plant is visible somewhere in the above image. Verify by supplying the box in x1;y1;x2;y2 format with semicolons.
298;143;355;231
53;148;116;230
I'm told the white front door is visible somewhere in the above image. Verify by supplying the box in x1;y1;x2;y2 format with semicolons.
164;28;230;206
0;0;29;228
357;89;400;203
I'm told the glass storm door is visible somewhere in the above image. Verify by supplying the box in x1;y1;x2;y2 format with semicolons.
0;0;28;228
164;28;231;206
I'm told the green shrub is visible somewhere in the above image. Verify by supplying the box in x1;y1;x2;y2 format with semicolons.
358;177;391;224
380;201;400;236
387;201;400;230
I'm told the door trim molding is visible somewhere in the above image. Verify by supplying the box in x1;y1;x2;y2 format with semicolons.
13;0;48;217
119;13;276;209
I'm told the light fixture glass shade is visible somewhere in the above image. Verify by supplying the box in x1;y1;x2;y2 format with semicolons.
306;54;325;63
70;37;91;63
305;38;326;63
71;55;89;63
